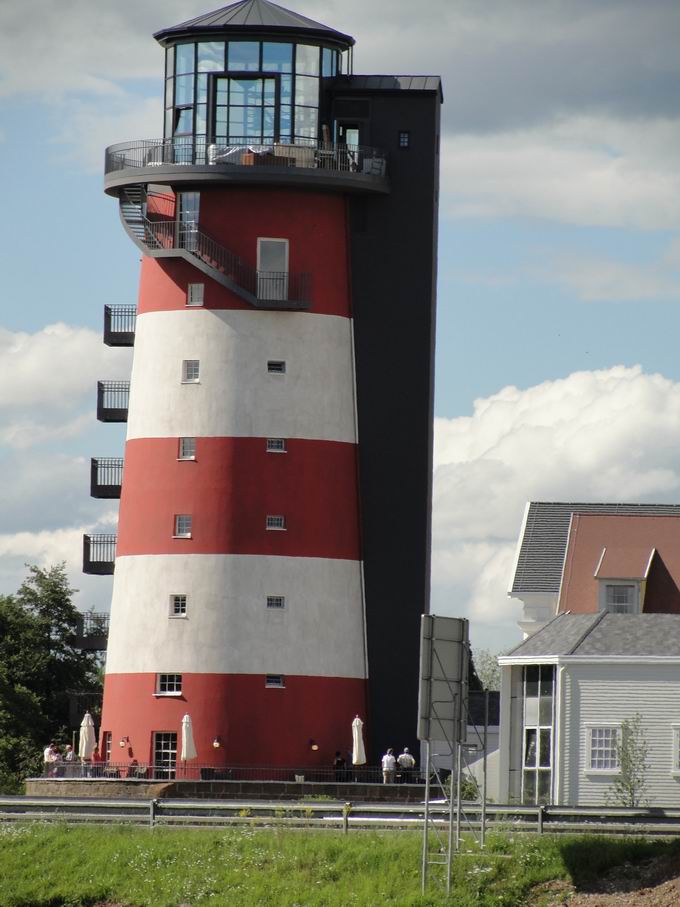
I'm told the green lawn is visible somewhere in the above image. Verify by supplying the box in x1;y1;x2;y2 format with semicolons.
1;823;679;907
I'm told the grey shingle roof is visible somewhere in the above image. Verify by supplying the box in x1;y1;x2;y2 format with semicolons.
511;502;680;597
505;613;680;658
154;0;354;46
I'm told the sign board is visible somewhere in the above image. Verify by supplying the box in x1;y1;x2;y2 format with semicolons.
417;615;469;743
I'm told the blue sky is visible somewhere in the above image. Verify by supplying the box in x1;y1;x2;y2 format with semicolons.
1;0;679;652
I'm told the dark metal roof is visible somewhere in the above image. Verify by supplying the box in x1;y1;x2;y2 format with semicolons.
154;0;354;47
510;502;680;597
505;612;680;659
337;75;443;97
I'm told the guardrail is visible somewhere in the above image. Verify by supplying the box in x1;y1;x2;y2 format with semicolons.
6;797;680;836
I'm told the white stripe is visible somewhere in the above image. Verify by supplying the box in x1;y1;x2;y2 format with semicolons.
106;554;366;678
127;310;356;443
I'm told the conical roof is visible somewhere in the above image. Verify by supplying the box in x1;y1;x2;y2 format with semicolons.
154;0;354;48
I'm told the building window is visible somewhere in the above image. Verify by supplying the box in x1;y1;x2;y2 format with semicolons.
101;731;112;764
521;664;554;805
588;726;620;771
170;594;187;617
178;437;196;460
266;674;285;688
266;438;287;453
266;515;286;530
398;130;410;148
266;595;286;610
174;514;192;538
267;360;286;374
156;674;182;695
604;584;637;614
182;359;200;383
153;731;177;779
187;283;204;306
672;726;680;774
257;238;289;301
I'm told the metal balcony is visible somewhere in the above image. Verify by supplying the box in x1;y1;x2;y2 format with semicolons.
97;381;129;423
83;534;117;575
104;305;136;347
90;457;123;499
74;612;110;651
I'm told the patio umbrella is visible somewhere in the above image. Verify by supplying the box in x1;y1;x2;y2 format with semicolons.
352;715;366;765
181;713;197;761
78;712;96;760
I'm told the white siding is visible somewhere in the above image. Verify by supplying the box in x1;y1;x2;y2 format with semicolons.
560;663;680;806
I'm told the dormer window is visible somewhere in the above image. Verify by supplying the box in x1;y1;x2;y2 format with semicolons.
600;582;639;614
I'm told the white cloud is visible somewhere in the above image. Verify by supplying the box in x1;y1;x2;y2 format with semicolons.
432;366;680;650
0;323;131;448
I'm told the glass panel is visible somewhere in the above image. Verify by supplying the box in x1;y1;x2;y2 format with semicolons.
263;78;276;106
196;74;208;103
215;107;228;126
165;78;174;109
525;695;539;726
245;107;262;138
197;41;225;72
230;78;262;105
176;43;195;75
165;108;173;138
174;108;193;135
539;666;554;697
263;42;293;72
322;48;333;77
332;51;338;76
263;108;275;138
539;729;551;767
259;239;288;273
228;41;260;71
166;46;175;79
294;106;318;138
196;104;207;134
280;75;292;103
525;665;539;698
229;107;245;138
539;694;553;726
175;74;194;106
524;729;537;767
216;78;229;104
295;75;319;106
537;770;551;803
523;770;536;804
296;43;320;75
279;105;292;133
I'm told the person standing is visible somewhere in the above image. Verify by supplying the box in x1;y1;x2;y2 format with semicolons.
397;747;416;783
381;747;396;784
43;742;59;777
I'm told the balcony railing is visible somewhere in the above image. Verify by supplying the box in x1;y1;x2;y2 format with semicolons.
83;534;116;575
105;137;387;180
90;457;123;499
104;305;136;347
74;612;110;651
97;381;129;422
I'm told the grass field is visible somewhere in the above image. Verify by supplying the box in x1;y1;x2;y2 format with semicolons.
1;823;680;907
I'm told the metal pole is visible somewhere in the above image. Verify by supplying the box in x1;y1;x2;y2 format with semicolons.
446;739;456;894
455;740;462;853
421;739;431;895
481;690;488;849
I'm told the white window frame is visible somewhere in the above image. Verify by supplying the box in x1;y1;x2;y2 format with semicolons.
266;515;286;531
155;673;183;696
265;674;285;688
267;360;286;374
182;359;200;383
598;581;639;614
169;594;188;618
178;437;196;460
671;725;680;775
174;514;193;538
186;283;205;306
266;438;287;453
585;724;621;774
266;595;286;610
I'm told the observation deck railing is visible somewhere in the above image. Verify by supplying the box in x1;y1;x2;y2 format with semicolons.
104;305;136;346
90;457;123;499
96;381;129;423
105;137;387;179
82;534;117;575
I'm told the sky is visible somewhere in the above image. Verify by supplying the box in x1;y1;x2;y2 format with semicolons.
1;0;679;653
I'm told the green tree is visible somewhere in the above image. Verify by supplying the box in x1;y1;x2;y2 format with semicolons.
607;713;650;808
472;649;501;691
0;565;100;792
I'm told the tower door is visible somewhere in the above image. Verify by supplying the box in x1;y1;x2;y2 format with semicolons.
177;191;200;251
213;76;277;145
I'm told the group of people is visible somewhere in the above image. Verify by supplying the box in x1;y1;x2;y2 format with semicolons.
381;747;416;784
43;742;102;777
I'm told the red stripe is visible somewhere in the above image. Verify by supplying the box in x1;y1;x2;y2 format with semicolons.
101;672;367;768
117;437;361;559
138;188;350;317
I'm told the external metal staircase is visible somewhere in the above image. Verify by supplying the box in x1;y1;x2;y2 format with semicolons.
118;186;310;310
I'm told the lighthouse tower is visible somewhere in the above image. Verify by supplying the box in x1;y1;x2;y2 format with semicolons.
92;0;441;774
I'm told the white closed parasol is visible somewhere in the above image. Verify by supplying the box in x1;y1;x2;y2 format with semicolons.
78;711;96;760
352;715;366;765
181;713;197;761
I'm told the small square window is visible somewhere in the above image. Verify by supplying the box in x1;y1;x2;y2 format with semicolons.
157;673;182;694
266;595;286;609
267;360;286;374
187;283;205;306
174;514;192;537
178;437;196;460
266;515;286;530
266;438;287;453
605;584;636;614
265;674;285;688
398;130;410;148
182;360;200;382
170;594;187;617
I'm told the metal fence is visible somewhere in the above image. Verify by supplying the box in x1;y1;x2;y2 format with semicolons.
90;457;123;497
103;305;136;345
82;535;117;575
96;381;130;422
